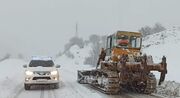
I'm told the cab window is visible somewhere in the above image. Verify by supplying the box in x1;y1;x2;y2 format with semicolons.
130;36;141;48
116;35;129;47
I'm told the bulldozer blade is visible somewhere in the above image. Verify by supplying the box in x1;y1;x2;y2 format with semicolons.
77;70;91;84
158;72;166;85
159;56;167;85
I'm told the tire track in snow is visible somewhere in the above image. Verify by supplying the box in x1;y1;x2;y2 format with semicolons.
48;90;51;98
39;86;58;98
64;80;84;98
40;89;44;98
47;90;56;98
52;90;57;98
61;68;90;97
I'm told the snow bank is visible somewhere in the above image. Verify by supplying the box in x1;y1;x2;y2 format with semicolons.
156;81;180;98
0;59;26;98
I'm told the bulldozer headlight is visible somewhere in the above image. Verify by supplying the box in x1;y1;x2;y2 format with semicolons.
51;70;58;75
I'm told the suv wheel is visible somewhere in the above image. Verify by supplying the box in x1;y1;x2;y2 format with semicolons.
24;84;31;90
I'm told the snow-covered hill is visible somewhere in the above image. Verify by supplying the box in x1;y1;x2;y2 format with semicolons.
142;27;180;82
55;44;93;69
142;27;180;98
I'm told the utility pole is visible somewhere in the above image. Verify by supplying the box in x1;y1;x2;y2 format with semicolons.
75;22;79;37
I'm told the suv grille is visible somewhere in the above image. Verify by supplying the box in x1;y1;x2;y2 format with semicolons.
33;77;51;80
33;71;50;75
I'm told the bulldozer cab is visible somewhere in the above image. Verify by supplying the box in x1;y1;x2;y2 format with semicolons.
106;31;142;56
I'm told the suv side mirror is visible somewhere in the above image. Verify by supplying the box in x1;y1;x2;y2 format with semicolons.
23;64;27;68
56;65;61;68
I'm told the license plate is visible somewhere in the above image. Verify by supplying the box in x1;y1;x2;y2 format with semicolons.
36;79;47;82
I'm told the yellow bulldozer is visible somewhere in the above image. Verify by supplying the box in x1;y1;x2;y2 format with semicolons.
77;31;167;94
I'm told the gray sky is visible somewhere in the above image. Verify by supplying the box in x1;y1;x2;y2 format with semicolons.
0;0;179;57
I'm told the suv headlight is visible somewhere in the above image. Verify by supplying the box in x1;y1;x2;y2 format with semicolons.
25;70;33;76
51;70;58;75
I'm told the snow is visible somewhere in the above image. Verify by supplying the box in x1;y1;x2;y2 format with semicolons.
0;59;26;98
142;27;180;82
31;56;53;61
156;81;180;98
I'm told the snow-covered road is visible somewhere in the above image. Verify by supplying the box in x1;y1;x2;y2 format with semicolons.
12;69;162;98
0;59;162;98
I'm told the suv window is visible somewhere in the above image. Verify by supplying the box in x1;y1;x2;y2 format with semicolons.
29;60;54;67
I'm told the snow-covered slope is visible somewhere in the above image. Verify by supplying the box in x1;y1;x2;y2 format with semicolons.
55;44;93;71
142;27;180;82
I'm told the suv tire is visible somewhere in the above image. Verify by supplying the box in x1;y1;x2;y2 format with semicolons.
24;84;31;90
54;83;59;89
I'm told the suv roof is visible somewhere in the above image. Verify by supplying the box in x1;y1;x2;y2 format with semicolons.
31;56;52;61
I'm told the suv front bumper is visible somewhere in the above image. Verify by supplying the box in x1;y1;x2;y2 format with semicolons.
24;75;59;84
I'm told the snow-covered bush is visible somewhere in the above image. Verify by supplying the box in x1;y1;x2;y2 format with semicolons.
64;36;84;51
84;35;106;66
139;23;166;37
156;81;180;98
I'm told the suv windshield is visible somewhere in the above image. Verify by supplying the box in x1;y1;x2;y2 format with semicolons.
29;60;54;67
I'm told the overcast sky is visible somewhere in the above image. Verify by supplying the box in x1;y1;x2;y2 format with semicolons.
0;0;179;57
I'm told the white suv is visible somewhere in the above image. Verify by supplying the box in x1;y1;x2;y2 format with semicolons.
23;56;60;90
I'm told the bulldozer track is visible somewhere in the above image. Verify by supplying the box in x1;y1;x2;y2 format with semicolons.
89;84;119;95
92;76;120;94
40;89;57;98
